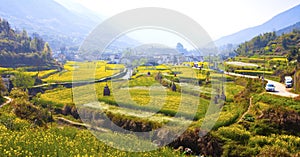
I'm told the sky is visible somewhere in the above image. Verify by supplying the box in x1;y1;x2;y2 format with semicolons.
60;0;300;49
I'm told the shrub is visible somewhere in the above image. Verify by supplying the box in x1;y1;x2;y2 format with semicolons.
254;124;275;136
216;125;251;143
243;114;255;122
257;145;290;157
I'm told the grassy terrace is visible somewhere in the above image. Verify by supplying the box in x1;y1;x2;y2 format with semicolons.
0;67;58;78
39;64;245;129
43;61;125;83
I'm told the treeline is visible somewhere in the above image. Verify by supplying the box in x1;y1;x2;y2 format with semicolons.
236;30;300;61
0;18;57;68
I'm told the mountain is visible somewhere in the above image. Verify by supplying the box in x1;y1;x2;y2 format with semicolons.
0;0;139;51
215;4;300;46
0;0;100;50
277;22;300;35
54;0;104;23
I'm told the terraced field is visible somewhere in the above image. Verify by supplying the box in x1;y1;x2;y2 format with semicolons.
43;61;125;83
40;65;245;127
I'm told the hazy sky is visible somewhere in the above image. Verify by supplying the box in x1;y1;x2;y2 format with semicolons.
74;0;300;40
61;0;300;49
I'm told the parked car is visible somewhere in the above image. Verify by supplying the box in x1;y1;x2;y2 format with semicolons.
285;76;293;88
265;83;275;92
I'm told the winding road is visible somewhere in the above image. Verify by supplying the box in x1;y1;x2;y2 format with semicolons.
225;72;299;98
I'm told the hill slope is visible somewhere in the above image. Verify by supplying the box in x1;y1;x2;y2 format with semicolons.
235;30;300;60
0;19;57;68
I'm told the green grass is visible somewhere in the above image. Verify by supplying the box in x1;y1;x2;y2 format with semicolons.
215;90;300;156
135;65;172;74
170;66;209;80
0;67;58;78
253;93;300;112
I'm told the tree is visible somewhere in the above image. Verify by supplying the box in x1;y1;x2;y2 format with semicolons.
0;19;57;68
0;78;6;103
42;42;52;62
206;71;211;82
12;72;35;89
0;78;5;94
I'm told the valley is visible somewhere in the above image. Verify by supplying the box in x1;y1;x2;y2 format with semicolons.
1;1;300;156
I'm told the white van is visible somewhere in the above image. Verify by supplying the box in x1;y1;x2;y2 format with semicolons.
285;76;293;88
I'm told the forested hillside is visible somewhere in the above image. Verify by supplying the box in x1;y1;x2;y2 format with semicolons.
236;30;300;61
0;18;57;68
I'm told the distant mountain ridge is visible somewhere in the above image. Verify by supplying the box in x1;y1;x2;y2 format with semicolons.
0;0;99;50
215;4;300;46
277;22;300;35
0;0;139;51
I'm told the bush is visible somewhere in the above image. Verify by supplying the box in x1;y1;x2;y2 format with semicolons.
243;114;255;122
216;125;251;143
10;88;52;126
0;113;30;131
258;145;290;157
248;136;270;148
62;103;79;119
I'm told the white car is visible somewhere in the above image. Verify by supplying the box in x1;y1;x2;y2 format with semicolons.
265;83;275;92
285;76;293;88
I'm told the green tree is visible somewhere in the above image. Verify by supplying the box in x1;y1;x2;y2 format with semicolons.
0;78;5;94
12;72;35;89
0;78;6;103
42;42;52;62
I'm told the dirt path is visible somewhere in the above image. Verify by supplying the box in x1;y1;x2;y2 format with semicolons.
55;117;110;133
238;96;253;123
0;96;12;108
225;72;299;98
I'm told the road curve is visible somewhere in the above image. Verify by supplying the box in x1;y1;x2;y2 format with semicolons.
225;72;299;98
266;79;298;98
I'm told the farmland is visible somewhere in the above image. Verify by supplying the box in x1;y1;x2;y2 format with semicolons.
225;56;294;82
43;61;125;83
39;64;244;127
0;112;180;156
3;60;300;156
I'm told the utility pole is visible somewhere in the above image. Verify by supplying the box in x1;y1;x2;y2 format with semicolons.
263;55;265;80
262;54;266;88
295;59;297;91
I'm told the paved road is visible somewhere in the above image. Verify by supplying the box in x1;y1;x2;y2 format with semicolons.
0;96;12;108
266;79;298;98
121;68;131;80
225;72;299;98
226;61;258;67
